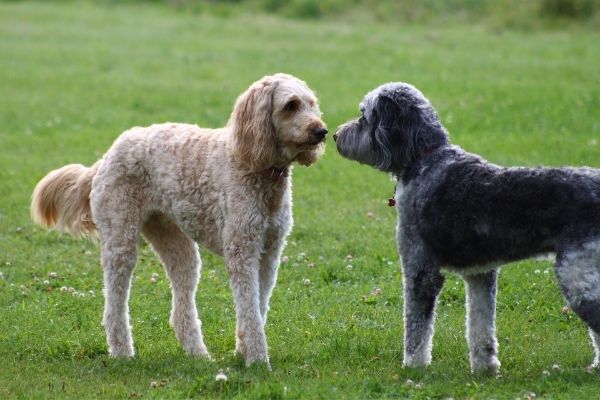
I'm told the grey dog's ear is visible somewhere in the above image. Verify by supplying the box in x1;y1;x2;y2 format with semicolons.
374;94;420;170
375;88;448;171
378;84;441;123
230;77;279;171
378;88;415;116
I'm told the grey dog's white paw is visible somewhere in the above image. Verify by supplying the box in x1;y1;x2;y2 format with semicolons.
471;356;501;375
403;353;432;368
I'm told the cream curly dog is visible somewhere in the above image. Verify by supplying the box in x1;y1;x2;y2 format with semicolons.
31;73;327;367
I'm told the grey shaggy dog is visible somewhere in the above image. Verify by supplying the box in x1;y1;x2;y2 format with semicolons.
334;82;600;373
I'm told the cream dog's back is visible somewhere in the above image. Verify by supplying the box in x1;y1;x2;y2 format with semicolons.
93;123;233;255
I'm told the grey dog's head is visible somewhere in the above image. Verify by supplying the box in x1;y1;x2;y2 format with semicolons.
334;82;449;174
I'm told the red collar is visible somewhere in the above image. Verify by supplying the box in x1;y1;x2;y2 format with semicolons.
258;166;289;181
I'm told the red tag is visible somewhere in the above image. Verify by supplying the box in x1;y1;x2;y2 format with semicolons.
388;198;396;207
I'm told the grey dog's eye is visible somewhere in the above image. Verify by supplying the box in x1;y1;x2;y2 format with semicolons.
283;99;300;112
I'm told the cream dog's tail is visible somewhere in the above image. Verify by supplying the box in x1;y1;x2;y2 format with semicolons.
31;161;101;239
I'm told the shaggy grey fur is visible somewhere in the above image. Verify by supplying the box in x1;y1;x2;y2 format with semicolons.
334;82;600;373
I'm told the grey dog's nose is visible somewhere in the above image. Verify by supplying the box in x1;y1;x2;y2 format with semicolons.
333;133;338;142
313;127;328;140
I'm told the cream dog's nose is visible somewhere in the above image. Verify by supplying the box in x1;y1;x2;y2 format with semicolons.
312;127;328;141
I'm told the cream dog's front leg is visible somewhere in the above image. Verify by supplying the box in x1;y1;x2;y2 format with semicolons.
223;218;270;368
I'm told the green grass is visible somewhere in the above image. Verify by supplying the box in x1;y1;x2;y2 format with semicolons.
97;0;600;29
1;1;600;398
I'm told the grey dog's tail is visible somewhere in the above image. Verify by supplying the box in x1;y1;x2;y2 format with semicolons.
31;161;101;239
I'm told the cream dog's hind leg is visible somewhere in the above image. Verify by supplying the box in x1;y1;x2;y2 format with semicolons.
142;214;210;357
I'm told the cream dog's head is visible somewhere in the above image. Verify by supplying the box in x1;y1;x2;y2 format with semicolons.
229;73;327;171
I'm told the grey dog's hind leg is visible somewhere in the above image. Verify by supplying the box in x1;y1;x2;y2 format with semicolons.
556;241;600;368
464;269;501;373
402;263;445;367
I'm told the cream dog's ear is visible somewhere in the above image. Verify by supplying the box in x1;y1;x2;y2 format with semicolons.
230;77;279;171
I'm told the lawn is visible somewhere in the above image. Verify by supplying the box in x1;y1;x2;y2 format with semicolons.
1;1;599;398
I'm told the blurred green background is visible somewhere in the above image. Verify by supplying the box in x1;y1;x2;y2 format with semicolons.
1;0;599;398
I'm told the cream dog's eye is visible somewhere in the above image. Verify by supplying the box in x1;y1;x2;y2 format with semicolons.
283;99;299;112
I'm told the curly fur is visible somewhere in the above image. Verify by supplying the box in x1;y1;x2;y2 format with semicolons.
31;73;327;367
335;82;600;373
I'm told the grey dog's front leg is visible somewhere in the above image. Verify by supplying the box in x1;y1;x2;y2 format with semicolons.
401;258;445;367
464;269;500;373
